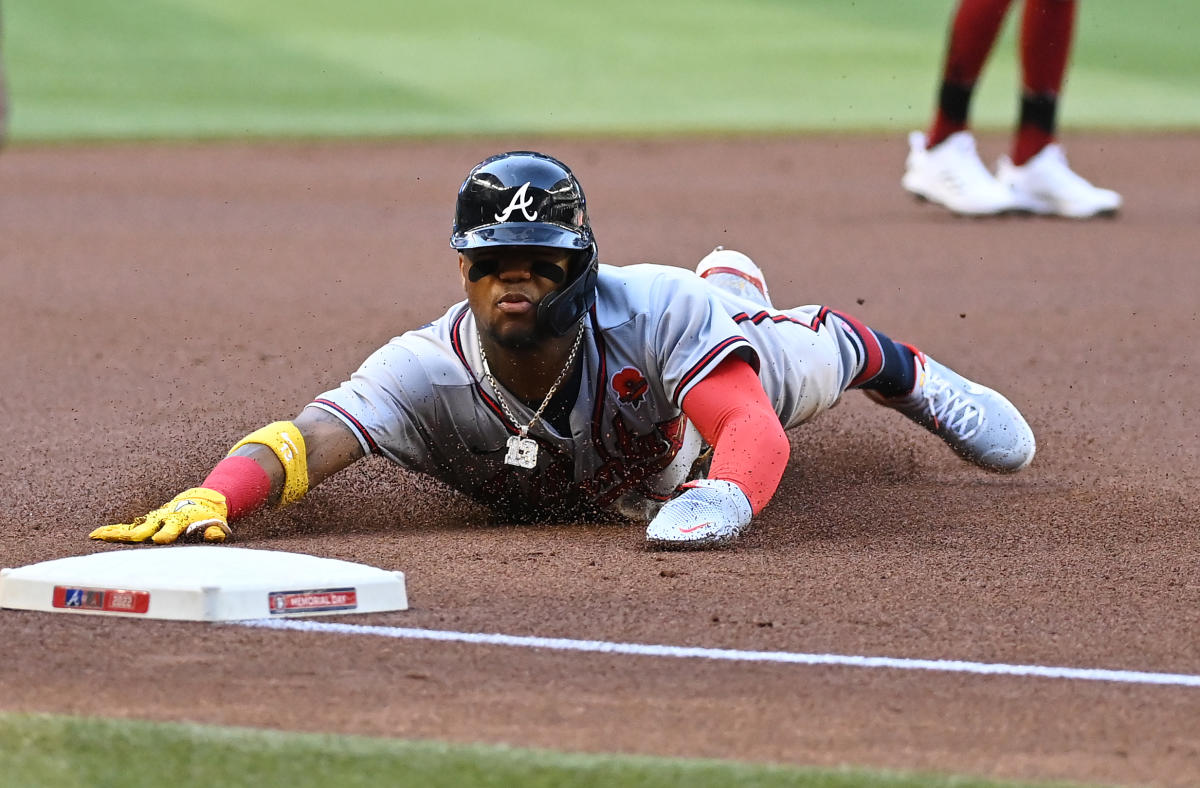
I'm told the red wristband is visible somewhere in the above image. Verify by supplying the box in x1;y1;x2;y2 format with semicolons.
202;455;271;520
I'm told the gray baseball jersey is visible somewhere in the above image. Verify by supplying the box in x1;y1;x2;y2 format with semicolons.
312;263;857;522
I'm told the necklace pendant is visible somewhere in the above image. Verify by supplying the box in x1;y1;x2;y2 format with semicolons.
504;435;539;468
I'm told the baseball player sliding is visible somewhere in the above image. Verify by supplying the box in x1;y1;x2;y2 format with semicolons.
90;151;1035;550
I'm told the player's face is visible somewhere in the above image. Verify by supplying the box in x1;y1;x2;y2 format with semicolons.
460;246;572;349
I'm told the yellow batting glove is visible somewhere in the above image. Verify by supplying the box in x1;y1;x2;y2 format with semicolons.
89;488;231;545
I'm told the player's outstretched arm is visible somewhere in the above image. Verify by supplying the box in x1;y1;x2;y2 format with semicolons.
89;406;364;545
646;356;790;549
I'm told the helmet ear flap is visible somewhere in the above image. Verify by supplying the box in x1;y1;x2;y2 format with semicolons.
537;246;598;336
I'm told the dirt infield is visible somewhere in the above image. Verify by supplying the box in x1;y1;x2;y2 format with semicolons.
2;134;1198;787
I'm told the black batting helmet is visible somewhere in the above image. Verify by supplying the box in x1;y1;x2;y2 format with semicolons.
451;151;599;336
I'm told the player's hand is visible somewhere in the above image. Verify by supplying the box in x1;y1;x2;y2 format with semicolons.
89;488;231;545
645;478;753;550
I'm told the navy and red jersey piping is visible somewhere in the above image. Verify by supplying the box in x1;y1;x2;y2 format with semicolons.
311;397;379;454
587;306;611;459
450;306;520;435
672;336;747;407
829;309;885;387
672;307;831;406
730;308;827;332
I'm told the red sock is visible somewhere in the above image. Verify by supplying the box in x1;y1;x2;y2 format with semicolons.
1013;0;1075;164
928;0;1015;147
202;455;272;520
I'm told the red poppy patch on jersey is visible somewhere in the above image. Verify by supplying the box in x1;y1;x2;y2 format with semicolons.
612;367;649;405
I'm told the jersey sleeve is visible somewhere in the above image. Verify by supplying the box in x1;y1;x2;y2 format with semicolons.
309;336;440;468
650;270;759;406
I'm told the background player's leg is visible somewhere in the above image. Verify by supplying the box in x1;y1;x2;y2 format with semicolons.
929;0;1015;148
1012;0;1075;165
995;0;1122;217
901;0;1018;216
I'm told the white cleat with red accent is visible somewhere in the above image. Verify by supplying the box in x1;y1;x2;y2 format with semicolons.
696;246;773;308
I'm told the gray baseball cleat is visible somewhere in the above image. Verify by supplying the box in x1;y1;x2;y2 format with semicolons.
868;354;1035;473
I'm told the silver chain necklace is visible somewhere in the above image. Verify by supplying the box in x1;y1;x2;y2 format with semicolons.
477;322;585;469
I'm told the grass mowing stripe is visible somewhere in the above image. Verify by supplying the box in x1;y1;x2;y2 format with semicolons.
0;712;1108;788
5;0;442;140
5;0;1200;140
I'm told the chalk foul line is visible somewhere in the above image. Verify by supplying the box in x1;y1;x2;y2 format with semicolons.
236;618;1200;689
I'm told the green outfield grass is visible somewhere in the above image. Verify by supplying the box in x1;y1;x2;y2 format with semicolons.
0;712;1106;788
0;2;1182;785
4;0;1198;141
